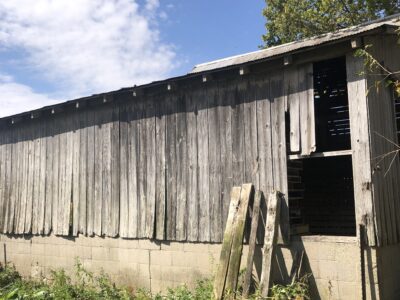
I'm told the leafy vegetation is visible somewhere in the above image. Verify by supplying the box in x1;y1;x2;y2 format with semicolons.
0;262;310;299
262;0;400;47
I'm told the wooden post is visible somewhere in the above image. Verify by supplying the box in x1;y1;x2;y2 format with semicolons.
225;183;253;298
214;186;242;300
260;191;281;297
242;190;263;297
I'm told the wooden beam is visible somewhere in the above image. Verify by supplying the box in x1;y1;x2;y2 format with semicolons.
242;190;263;298
225;183;253;299
289;149;352;160
213;186;242;300
260;191;281;297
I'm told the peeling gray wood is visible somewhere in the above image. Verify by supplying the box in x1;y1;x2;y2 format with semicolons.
208;85;222;242
155;95;167;240
346;53;376;246
119;104;129;238
213;186;242;300
145;98;156;238
197;87;210;242
260;191;281;297
165;94;177;240
186;91;199;241
176;92;188;241
243;190;262;297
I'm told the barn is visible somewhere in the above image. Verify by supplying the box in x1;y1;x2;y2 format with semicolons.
1;14;400;299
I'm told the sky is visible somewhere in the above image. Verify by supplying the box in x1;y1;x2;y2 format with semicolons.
0;1;266;117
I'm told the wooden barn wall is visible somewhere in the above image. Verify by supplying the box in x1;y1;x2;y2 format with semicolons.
364;35;400;246
0;69;295;242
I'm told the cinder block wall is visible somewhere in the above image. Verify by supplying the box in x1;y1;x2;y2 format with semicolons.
0;234;379;299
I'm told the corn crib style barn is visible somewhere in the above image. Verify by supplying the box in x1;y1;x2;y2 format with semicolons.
1;15;400;299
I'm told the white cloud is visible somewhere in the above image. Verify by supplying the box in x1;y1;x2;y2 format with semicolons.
0;73;57;117
0;0;176;116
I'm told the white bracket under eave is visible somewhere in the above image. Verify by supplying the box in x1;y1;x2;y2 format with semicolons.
202;74;213;83
239;66;250;76
284;55;293;66
351;37;363;49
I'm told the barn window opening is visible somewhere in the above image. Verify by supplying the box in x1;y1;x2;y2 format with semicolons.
289;156;356;236
313;56;351;152
288;56;356;236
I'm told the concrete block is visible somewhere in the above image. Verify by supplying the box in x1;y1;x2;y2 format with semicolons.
119;248;149;264
183;242;211;253
318;260;338;280
118;238;139;249
160;241;184;251
150;250;172;266
338;281;357;300
31;243;45;255
138;239;161;250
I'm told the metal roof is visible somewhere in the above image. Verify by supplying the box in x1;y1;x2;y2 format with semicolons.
190;14;400;74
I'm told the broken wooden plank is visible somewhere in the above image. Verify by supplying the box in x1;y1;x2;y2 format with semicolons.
260;191;281;297
225;183;254;297
243;190;263;297
214;186;242;300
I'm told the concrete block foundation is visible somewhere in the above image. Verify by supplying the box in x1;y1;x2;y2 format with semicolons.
0;234;396;299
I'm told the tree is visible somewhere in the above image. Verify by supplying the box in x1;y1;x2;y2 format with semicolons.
262;0;400;47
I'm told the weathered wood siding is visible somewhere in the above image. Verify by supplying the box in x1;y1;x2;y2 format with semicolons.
364;35;400;246
0;70;289;242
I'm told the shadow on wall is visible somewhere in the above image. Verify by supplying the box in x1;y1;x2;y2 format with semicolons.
250;239;379;300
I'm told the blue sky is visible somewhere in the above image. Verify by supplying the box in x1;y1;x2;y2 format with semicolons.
0;1;265;117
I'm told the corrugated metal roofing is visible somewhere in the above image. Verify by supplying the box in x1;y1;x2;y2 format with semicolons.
190;14;400;74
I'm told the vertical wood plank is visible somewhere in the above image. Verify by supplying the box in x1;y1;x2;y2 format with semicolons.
32;122;41;234
260;191;281;297
72;111;81;236
186;91;199;241
44;118;54;234
94;107;104;236
346;52;376;246
101;107;112;236
86;109;96;236
37;120;47;234
243;190;263;297
165;94;177;240
128;101;140;238
218;80;233;234
176;92;188;241
208;85;222;242
78;110;88;235
145;98;156;238
155;95;167;240
271;73;290;244
225;183;253;296
138;99;147;238
285;67;300;152
112;104;121;237
213;186;242;300
119;104;129;238
50;118;60;235
232;82;245;187
197;87;210;242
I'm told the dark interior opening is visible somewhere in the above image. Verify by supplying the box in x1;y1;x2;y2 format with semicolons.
288;56;356;236
289;156;356;236
313;56;351;152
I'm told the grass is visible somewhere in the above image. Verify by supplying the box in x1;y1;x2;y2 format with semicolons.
0;262;309;300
